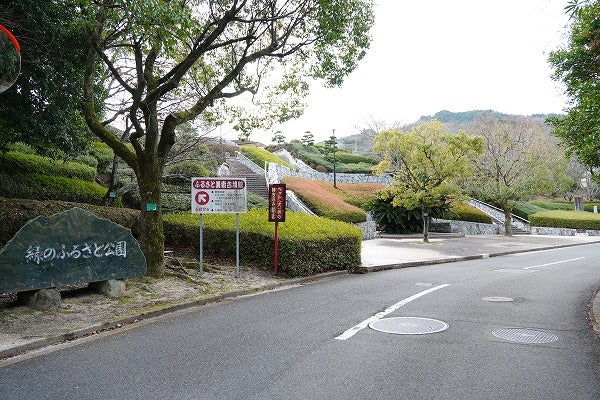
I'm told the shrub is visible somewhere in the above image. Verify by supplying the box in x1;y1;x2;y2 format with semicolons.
511;201;547;220
283;177;368;223
165;161;210;184
0;151;97;182
444;202;493;224
529;210;600;230
89;142;115;174
529;200;574;211
163;209;362;276
0;172;106;204
240;146;291;169
335;152;377;165
0;197;141;247
367;196;451;233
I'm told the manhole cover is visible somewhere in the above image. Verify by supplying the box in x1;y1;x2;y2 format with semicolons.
491;328;558;344
369;317;449;335
482;296;514;302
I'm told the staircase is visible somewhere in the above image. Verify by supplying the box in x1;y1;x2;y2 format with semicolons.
468;199;531;235
225;157;268;199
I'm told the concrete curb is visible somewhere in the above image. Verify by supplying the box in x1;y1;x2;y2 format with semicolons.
0;270;348;360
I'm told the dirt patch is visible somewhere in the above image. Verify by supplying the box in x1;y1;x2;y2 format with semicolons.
0;259;289;354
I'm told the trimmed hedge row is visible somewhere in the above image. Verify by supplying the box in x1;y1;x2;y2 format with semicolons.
0;173;106;204
0;197;141;247
240;146;291;169
1;198;362;277
445;202;493;224
164;209;362;276
0;151;97;182
529;210;600;230
283;177;368;223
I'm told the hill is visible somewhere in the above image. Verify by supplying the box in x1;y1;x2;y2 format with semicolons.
336;110;562;156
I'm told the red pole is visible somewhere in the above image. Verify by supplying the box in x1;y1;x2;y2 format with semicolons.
274;221;279;275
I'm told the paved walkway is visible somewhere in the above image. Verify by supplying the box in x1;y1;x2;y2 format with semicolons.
360;234;600;272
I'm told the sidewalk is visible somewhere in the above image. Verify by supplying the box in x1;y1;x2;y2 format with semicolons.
2;234;600;361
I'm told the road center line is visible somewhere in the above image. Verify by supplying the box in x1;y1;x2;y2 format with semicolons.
334;284;450;341
522;257;585;270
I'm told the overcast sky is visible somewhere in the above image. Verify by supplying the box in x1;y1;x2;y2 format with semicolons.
231;1;572;143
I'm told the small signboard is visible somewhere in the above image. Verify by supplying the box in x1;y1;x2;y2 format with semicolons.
268;184;286;222
191;177;247;214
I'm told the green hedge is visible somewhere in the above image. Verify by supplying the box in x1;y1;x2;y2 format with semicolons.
529;210;600;230
0;151;97;182
0;197;141;247
164;209;362;276
529;200;574;211
0;172;106;204
240;146;291;169
511;201;547;220
444;202;493;224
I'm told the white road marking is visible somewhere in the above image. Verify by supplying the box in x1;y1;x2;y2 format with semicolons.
334;284;450;341
522;257;585;270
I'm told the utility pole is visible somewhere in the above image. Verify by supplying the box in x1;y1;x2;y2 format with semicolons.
332;129;337;189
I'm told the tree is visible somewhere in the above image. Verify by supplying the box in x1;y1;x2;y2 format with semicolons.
468;117;568;235
548;1;600;175
373;120;483;243
272;131;286;145
301;131;315;146
0;0;103;156
79;0;374;277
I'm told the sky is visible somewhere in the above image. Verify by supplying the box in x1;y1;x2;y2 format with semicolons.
232;0;572;144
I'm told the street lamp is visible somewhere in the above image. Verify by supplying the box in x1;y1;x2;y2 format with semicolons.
331;129;337;188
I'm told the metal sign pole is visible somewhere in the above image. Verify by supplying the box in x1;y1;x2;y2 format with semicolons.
199;213;204;274
235;213;240;278
274;221;279;275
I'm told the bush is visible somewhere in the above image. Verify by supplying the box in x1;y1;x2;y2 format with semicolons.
529;200;574;211
367;196;451;233
529;210;600;230
240;146;291;169
0;172;106;204
163;209;362;276
511;201;547;220
89;142;115;174
0;197;141;247
444;202;493;224
0;151;97;182
334;152;377;165
165;161;210;184
283;177;369;223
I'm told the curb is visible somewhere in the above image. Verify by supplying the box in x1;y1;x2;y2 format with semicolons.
0;270;348;360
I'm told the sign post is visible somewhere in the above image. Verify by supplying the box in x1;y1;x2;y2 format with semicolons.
268;184;286;275
191;177;247;276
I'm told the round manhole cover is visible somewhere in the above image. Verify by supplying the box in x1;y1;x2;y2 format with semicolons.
369;317;449;335
482;296;514;302
491;328;558;344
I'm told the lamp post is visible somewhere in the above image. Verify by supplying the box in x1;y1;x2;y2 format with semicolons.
331;129;337;188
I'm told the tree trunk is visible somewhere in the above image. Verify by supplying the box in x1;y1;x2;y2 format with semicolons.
502;203;512;237
137;160;165;278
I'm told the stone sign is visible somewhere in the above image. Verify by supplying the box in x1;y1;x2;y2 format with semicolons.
0;208;146;293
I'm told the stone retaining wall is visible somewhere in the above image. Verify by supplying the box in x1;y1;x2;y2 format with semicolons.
531;226;600;236
434;219;500;235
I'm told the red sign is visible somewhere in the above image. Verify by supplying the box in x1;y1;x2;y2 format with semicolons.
268;184;286;222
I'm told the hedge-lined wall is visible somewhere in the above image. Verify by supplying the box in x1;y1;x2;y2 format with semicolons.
0;173;106;204
164;209;362;276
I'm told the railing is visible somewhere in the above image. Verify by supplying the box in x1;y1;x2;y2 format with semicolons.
468;199;530;232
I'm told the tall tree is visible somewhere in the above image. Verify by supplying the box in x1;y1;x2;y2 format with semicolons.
548;1;600;174
79;0;374;277
0;0;101;156
468;117;568;235
373;120;483;243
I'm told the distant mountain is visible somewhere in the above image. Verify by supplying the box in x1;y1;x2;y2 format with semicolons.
336;110;562;155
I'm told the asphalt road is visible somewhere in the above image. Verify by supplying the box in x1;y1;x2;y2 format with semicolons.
2;244;600;399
